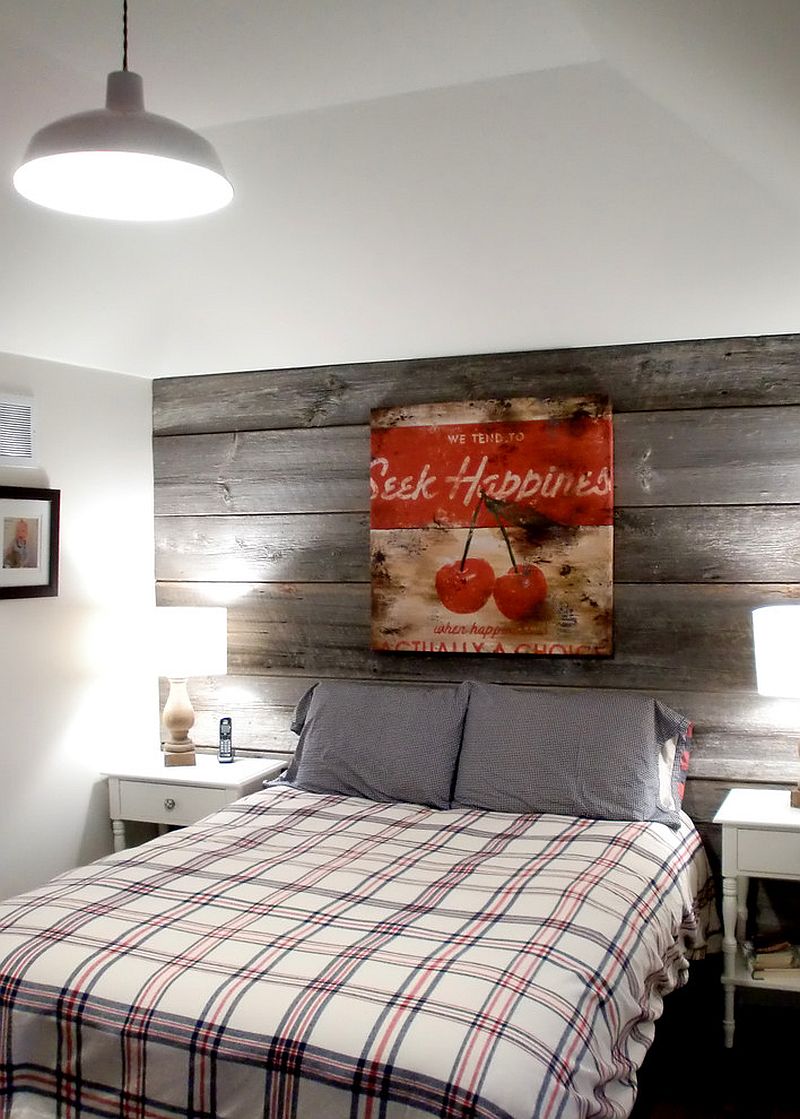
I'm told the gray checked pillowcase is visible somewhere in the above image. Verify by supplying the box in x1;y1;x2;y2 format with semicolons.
283;680;470;808
452;683;692;828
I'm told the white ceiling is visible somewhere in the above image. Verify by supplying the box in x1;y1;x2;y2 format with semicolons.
2;0;800;378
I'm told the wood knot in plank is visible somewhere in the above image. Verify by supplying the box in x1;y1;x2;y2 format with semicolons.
636;447;653;494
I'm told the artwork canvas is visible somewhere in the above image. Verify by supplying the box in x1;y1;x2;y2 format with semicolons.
370;396;613;655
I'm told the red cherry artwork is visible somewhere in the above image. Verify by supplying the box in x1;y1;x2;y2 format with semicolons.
435;559;495;614
493;564;548;620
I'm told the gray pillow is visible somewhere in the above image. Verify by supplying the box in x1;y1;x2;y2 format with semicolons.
283;680;470;808
452;683;692;828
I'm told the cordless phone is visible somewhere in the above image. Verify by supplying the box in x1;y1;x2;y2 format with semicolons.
218;717;233;763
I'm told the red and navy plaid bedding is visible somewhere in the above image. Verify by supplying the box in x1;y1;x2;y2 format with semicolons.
0;786;715;1119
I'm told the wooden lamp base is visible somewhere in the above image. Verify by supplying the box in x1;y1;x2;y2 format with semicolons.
164;743;197;767
162;677;197;768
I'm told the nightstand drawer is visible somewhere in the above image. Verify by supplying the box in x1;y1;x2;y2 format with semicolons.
118;780;229;826
737;828;800;876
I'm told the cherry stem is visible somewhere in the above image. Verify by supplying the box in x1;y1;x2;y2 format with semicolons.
480;490;518;572
459;494;484;571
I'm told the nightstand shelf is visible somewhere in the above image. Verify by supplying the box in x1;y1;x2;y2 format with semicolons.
103;753;286;851
713;787;800;1048
730;951;800;992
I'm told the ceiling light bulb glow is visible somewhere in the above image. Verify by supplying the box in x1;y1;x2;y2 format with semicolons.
14;150;234;221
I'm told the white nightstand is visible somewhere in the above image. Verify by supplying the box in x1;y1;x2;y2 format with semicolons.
103;754;287;852
714;787;800;1048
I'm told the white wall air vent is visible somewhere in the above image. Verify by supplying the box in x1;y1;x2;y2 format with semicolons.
0;394;37;467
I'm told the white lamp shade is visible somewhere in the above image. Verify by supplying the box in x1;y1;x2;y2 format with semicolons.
155;606;227;678
752;605;800;698
14;71;233;221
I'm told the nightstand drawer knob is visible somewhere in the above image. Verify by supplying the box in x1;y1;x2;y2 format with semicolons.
164;797;176;811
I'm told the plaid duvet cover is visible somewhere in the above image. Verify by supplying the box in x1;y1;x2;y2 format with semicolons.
0;786;715;1119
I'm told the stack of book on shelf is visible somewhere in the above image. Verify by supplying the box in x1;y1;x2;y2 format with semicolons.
743;939;800;979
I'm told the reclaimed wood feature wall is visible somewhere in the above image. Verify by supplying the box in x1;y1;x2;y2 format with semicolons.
152;334;800;831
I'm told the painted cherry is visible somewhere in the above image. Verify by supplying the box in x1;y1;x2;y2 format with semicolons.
434;493;494;614
435;558;495;614
493;564;547;620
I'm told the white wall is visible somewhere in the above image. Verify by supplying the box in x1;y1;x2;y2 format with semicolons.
3;58;800;379
0;353;156;899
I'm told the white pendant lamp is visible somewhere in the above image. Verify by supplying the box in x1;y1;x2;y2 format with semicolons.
13;1;233;221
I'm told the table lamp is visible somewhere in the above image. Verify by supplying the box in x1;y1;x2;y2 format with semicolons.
752;604;800;808
155;606;228;767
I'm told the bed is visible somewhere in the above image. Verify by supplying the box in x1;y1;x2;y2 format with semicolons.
0;682;717;1119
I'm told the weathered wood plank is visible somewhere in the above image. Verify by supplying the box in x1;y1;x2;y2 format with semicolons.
613;506;800;583
155;513;369;582
154;427;368;516
184;676;800;740
153;406;800;516
155;581;800;692
155;506;800;584
152;334;800;436
614;407;800;505
183;674;800;771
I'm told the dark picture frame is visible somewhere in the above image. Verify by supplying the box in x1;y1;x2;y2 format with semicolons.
0;486;60;599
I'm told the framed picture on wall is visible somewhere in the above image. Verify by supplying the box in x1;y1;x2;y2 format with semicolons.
370;395;613;655
0;486;60;599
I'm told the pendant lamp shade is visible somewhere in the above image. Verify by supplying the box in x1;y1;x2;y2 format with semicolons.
14;70;233;221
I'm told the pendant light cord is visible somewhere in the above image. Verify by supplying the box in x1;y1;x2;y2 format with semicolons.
122;0;129;71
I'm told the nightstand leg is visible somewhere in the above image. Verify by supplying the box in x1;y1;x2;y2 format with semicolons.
722;876;738;1048
111;819;127;853
736;876;748;942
